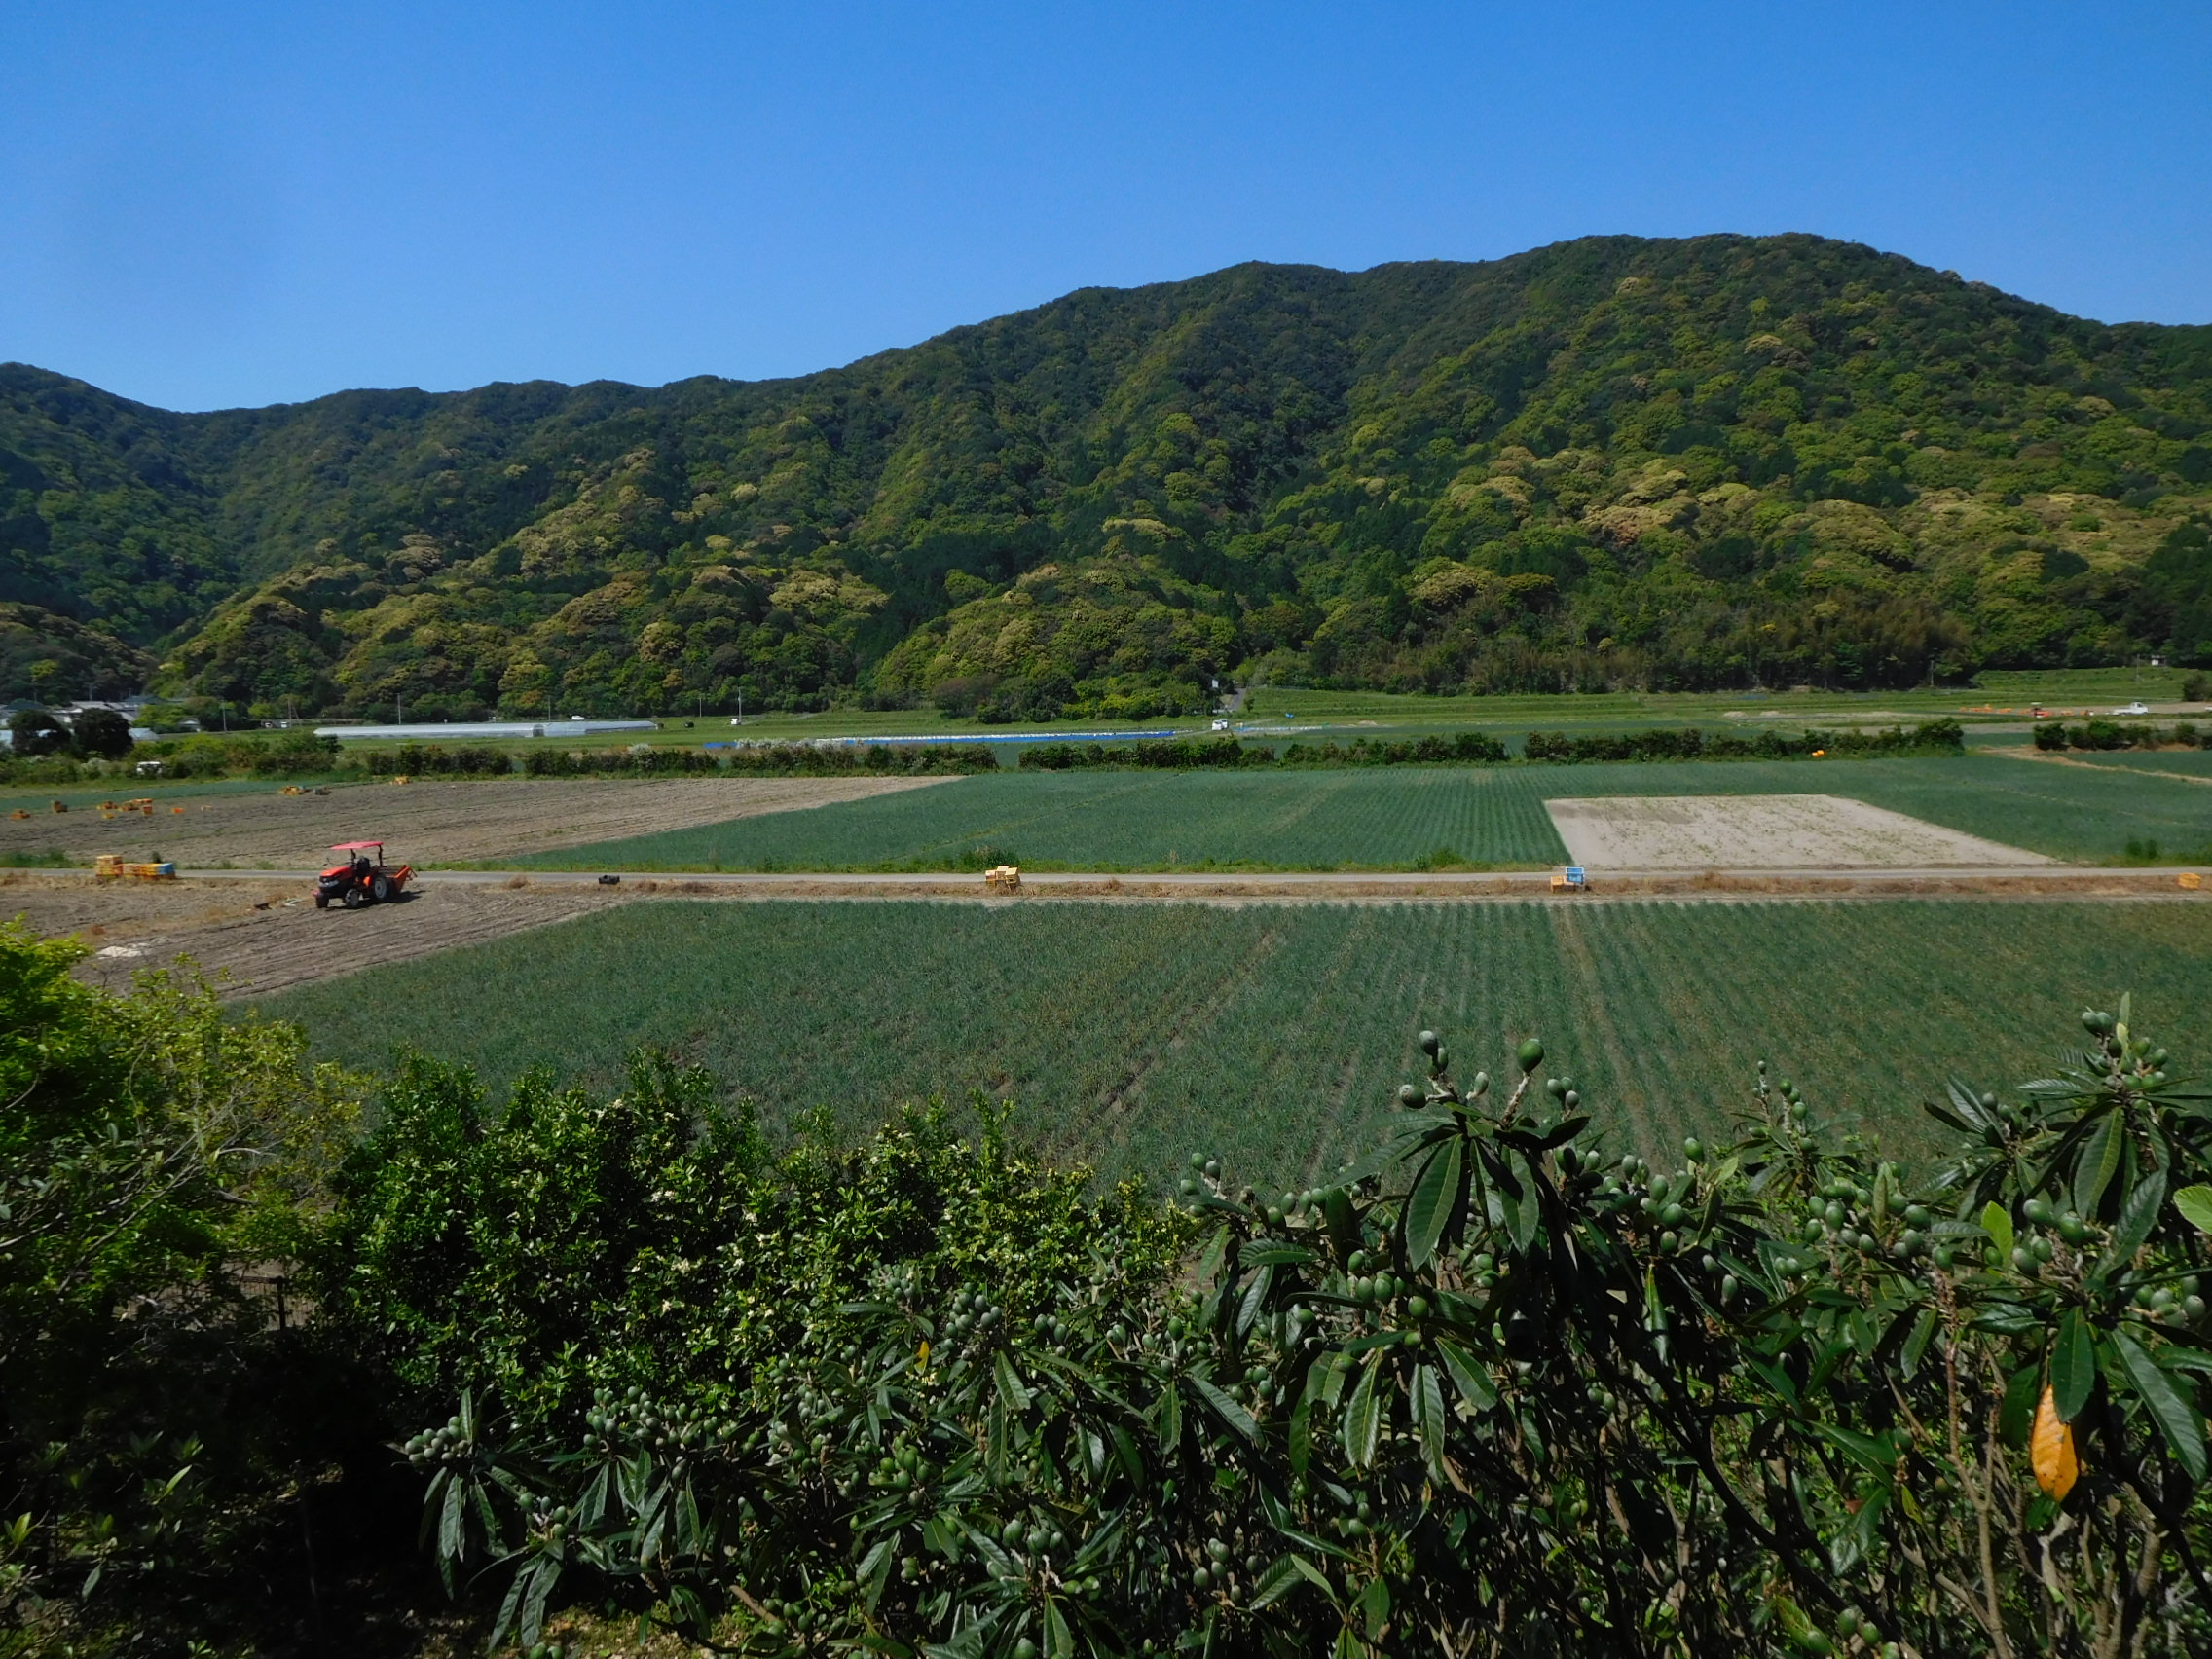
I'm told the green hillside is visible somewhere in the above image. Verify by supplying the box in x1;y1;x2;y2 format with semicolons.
6;233;2212;715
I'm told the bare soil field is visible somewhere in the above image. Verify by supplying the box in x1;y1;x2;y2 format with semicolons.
0;775;951;868
1;872;632;998
1544;793;2055;869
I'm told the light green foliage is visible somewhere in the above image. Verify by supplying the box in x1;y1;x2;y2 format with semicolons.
377;999;2212;1654
9;236;2212;708
327;1059;1191;1430
508;753;2212;870
258;899;2212;1181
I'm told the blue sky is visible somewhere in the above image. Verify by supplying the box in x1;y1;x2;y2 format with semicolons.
2;2;2206;412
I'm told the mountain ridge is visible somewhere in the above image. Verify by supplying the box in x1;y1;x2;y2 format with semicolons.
5;232;2212;717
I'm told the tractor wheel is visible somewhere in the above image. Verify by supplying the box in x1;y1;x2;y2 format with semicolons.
372;874;392;903
342;885;366;909
314;893;328;909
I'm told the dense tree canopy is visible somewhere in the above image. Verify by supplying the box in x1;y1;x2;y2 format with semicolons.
5;234;2212;712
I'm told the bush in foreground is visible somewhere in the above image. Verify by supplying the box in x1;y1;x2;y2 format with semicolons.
335;1003;2212;1657
0;924;372;1650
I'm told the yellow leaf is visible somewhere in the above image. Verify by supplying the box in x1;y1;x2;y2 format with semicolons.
2033;1383;2081;1499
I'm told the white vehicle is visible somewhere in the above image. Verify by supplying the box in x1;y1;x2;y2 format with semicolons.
1210;719;1230;731
2116;701;2151;716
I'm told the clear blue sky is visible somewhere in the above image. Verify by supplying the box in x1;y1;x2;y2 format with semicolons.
2;1;2206;412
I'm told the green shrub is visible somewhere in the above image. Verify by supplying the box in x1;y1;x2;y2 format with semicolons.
519;743;1000;778
0;925;366;1648
134;730;340;778
350;1001;2212;1655
360;743;513;776
1526;719;1964;763
2042;720;2207;753
1019;734;1512;771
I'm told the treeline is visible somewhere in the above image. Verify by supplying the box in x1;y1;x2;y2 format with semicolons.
1020;722;1966;770
1021;733;1511;770
2034;719;2211;752
1525;718;1966;762
15;919;2212;1655
0;729;341;786
374;742;1006;778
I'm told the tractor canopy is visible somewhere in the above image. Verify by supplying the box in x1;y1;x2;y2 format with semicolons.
329;841;384;854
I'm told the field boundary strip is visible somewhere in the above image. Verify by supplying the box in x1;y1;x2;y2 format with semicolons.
49;865;2212;899
1987;746;2212;788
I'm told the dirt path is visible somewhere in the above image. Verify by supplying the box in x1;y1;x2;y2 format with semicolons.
1987;746;2212;788
0;775;953;868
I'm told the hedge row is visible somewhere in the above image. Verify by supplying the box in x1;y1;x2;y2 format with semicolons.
520;743;1003;777
0;732;346;784
1020;734;1509;769
2033;719;2206;752
1525;718;1965;763
359;743;511;776
1019;724;1962;770
1277;732;1510;766
1022;737;1263;770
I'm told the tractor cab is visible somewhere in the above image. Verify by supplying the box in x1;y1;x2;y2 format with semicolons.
316;840;413;909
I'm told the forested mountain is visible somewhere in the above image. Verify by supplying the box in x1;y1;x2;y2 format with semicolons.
6;233;2212;717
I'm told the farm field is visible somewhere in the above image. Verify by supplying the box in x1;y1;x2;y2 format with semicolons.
0;775;950;868
511;754;2209;871
2;871;631;998
1544;794;2054;868
255;897;2212;1184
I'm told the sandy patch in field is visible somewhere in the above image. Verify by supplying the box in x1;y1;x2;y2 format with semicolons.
1543;794;2055;869
1;872;637;999
0;775;953;868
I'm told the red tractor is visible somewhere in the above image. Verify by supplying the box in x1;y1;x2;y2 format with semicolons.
315;840;413;909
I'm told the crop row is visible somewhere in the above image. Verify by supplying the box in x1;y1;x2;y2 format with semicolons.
259;897;2212;1184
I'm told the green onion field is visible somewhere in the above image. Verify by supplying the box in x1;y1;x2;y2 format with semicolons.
260;896;2212;1182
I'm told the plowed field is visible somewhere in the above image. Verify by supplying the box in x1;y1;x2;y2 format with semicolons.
0;776;950;868
1;872;631;998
